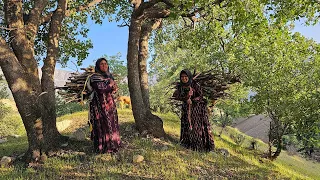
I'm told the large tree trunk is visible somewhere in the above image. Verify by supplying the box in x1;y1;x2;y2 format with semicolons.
272;138;283;159
1;0;68;162
127;16;147;129
138;19;161;108
2;0;109;163
3;0;46;162
0;38;44;162
267;112;287;160
127;8;165;137
41;0;68;148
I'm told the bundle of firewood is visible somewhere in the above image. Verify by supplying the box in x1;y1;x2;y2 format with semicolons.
56;67;95;103
171;69;240;105
56;66;121;103
194;69;240;100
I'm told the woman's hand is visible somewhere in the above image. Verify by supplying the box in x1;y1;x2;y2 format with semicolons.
112;83;119;93
108;79;115;87
187;99;192;105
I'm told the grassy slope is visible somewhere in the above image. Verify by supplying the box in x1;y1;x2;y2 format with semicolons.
0;109;319;179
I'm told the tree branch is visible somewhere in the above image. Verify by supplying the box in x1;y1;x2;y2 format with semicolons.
135;0;173;17
140;0;164;10
138;19;162;108
25;0;48;42
182;17;191;27
0;36;33;96
219;36;226;52
0;26;18;31
41;0;68;91
65;0;103;16
117;21;130;27
144;6;170;19
4;0;39;76
40;12;54;24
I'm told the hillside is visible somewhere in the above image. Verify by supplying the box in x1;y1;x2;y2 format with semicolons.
1;109;319;179
232;114;271;143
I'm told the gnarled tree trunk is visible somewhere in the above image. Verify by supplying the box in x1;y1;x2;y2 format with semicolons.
267;111;288;160
0;37;44;162
139;19;161;109
0;0;67;162
41;0;68;148
127;1;165;137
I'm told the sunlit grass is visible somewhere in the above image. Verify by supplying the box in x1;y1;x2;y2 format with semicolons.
0;109;319;179
0;114;25;137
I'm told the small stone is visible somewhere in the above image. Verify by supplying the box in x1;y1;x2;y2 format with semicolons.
11;134;21;138
0;156;12;167
219;148;230;157
0;138;8;144
75;152;86;156
72;128;86;141
40;154;47;162
61;142;68;147
32;151;40;161
133;155;144;163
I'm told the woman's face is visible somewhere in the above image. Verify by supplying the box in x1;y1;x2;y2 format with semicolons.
99;60;108;73
181;73;189;84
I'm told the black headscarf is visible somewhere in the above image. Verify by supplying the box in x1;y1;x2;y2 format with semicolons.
95;58;114;79
180;69;193;86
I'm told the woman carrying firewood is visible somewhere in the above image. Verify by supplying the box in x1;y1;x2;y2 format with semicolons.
172;69;215;152
86;58;121;153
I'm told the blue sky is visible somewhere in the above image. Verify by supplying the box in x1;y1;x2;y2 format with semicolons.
293;21;320;42
56;18;320;72
56;20;129;71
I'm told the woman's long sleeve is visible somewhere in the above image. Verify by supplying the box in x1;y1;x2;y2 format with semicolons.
93;81;113;94
191;83;203;102
173;89;187;101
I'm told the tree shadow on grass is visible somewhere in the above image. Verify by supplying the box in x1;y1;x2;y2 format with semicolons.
1;121;292;180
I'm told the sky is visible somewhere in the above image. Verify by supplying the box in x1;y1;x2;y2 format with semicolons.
292;21;320;42
56;20;129;71
56;18;320;72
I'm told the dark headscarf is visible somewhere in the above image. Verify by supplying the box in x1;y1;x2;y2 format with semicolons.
180;69;193;86
95;58;114;79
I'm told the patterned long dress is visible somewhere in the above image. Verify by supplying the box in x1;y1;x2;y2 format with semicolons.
89;74;121;153
173;81;215;152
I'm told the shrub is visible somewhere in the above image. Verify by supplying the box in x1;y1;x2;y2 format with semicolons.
231;134;245;146
56;95;88;117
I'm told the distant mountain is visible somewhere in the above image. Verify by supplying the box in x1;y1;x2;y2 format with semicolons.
39;68;72;88
0;68;72;97
232;114;271;143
